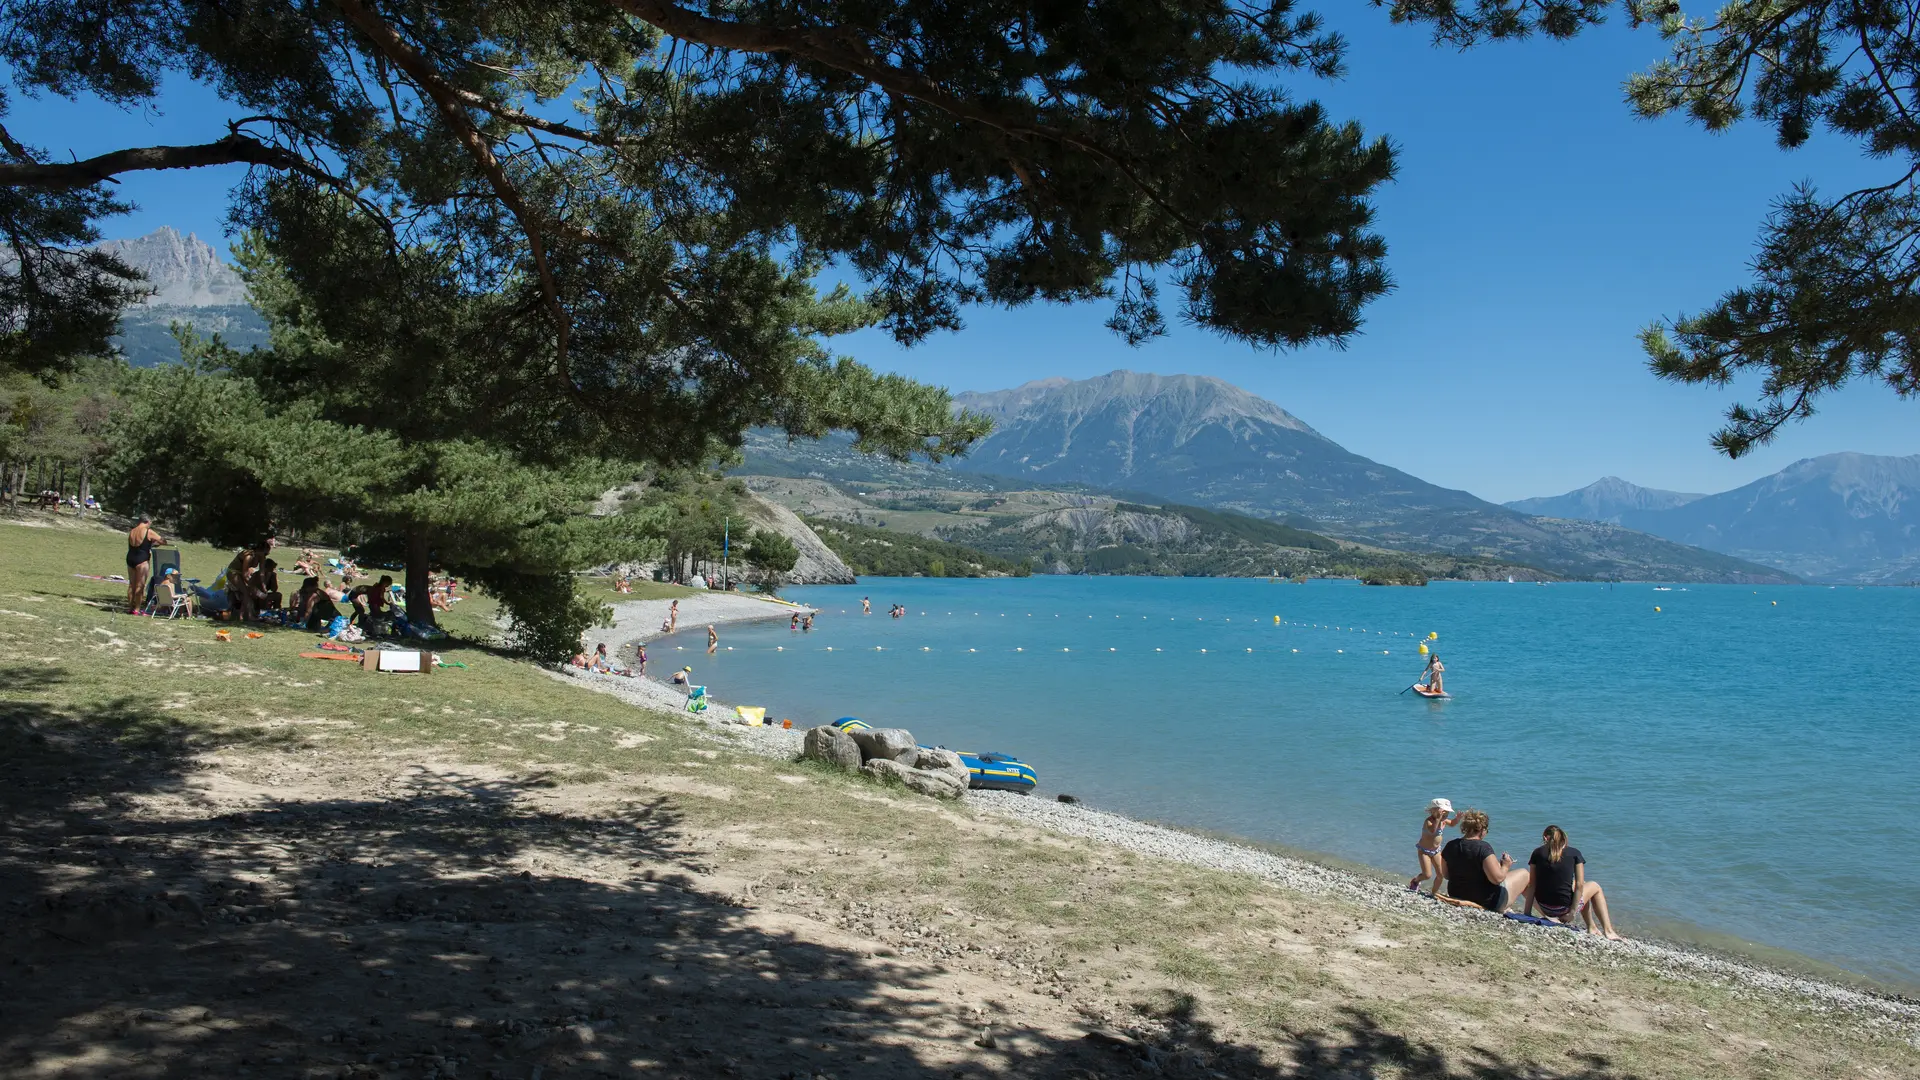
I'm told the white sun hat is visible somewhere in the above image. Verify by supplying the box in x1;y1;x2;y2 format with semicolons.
1429;798;1453;813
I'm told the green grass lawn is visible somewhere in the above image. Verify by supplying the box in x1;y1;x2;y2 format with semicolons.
0;517;709;779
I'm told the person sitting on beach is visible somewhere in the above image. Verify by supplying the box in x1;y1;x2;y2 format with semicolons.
1409;798;1459;895
291;548;320;578
293;576;341;631
254;557;282;614
591;642;633;676
1525;825;1624;940
157;566;195;617
569;650;590;669
1436;809;1528;913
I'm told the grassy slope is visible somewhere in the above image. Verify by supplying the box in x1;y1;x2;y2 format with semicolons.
0;517;1912;1079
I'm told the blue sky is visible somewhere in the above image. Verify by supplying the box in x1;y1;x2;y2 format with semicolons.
11;11;1914;503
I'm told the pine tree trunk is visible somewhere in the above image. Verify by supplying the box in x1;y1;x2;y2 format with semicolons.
405;527;437;629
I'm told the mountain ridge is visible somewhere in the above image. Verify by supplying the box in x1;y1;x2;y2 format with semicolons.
742;372;1797;583
1505;477;1707;522
1509;454;1920;582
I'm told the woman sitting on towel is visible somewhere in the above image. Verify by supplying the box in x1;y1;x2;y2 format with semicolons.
1524;826;1624;940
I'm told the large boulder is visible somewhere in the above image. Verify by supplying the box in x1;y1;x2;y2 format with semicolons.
850;727;918;763
802;725;862;770
862;758;967;801
906;747;971;790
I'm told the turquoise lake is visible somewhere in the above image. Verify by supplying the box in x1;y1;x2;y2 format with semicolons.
659;577;1920;989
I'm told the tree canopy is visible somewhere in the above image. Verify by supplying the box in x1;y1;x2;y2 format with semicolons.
1;0;1399;383
1383;0;1920;456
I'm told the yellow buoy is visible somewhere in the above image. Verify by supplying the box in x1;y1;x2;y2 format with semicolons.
1654;606;1661;613
1274;615;1281;625
1418;643;1429;655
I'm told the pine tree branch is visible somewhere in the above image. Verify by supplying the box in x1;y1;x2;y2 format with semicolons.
609;0;1197;228
326;0;578;387
0;134;307;190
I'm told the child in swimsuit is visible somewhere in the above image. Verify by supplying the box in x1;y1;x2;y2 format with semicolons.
1409;797;1459;895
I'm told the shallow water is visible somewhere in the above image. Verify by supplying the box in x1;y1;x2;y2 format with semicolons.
661;577;1920;989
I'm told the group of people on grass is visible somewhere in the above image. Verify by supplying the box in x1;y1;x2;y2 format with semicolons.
1411;799;1623;940
124;517;459;634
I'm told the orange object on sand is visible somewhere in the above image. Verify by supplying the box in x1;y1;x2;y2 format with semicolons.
214;629;231;642
781;719;792;729
245;631;264;639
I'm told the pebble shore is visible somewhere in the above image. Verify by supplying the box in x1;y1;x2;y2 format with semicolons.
554;593;1920;1044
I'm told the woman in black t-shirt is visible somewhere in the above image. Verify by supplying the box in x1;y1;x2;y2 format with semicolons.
1525;825;1624;940
1437;809;1530;913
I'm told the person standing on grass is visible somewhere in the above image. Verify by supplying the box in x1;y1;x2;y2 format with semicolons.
1437;809;1530;914
126;515;165;614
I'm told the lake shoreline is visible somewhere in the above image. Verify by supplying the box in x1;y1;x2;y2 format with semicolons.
560;596;1920;1030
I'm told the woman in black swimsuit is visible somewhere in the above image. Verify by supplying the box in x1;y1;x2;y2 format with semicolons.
126;515;165;614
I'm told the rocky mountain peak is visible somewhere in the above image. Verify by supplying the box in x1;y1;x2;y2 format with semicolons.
955;370;1321;437
98;226;248;307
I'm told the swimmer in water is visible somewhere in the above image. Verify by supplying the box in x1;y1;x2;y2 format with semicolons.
707;624;718;653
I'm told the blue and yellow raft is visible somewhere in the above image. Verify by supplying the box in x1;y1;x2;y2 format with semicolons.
833;718;1038;794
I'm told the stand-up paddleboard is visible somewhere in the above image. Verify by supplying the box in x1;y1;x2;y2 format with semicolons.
1410;685;1451;700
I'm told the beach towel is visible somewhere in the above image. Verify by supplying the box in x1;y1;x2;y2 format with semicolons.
1503;913;1579;931
736;706;766;726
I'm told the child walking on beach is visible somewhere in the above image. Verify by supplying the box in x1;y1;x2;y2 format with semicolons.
1410;798;1459;895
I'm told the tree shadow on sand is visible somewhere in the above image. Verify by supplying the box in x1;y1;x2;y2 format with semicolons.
0;665;1645;1079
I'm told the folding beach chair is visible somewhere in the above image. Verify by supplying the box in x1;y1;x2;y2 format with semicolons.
144;548;181;611
685;686;709;713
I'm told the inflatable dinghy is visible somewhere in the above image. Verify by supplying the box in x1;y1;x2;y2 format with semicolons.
955;751;1039;793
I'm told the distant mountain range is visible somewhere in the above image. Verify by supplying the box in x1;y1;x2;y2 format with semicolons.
744;371;1796;583
1508;456;1920;583
99;227;269;365
1505;477;1705;522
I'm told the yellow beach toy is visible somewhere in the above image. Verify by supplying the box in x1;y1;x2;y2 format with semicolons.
736;706;766;726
